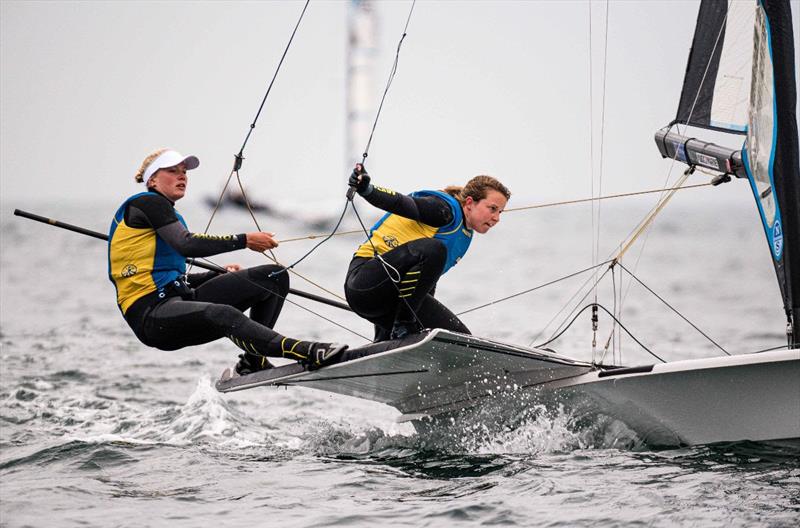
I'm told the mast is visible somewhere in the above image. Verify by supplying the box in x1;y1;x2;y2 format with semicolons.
346;0;378;169
656;0;800;349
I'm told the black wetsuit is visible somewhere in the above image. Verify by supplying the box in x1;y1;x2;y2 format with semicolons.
344;188;471;341
115;192;305;360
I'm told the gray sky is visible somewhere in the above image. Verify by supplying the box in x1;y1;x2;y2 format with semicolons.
1;0;798;208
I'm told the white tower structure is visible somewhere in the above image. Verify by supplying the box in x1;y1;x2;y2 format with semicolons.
346;0;379;169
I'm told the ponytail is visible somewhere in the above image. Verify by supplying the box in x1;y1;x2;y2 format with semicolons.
443;176;510;205
134;148;169;184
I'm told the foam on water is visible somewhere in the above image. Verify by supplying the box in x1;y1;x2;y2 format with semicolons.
3;201;799;527
139;375;268;447
1;373;270;468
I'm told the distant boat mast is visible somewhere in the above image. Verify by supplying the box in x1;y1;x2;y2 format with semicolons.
346;0;379;169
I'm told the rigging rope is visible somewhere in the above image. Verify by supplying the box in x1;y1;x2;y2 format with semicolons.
598;264;619;365
748;344;790;354
604;4;732;354
202;0;419;341
612;169;691;264
456;260;612;317
203;0;311;235
502;182;713;213
531;262;614;347
526;169;696;356
589;0;611;328
194;0;310;276
532;171;691;354
343;0;427;333
272;0;417;285
616;262;730;356
193;0;353;305
236;1;311;165
187;2;736;352
357;0;416;166
542;2;733;362
534;303;666;363
275;182;716;243
197;255;371;342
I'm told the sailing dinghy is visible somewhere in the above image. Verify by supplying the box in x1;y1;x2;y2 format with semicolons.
218;0;800;447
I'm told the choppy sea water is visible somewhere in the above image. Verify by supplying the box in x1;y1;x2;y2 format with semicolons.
1;197;798;527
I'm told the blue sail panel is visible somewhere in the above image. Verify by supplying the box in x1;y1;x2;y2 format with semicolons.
746;0;800;346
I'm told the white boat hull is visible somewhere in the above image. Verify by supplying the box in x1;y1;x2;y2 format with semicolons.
544;349;800;446
217;329;800;447
216;329;593;415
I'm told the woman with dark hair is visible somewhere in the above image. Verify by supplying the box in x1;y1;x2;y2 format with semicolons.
345;164;511;341
109;148;345;375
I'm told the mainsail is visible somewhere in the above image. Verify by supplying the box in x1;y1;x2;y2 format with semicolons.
656;0;799;348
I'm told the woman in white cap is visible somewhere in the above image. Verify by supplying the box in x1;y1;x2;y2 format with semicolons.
108;148;345;374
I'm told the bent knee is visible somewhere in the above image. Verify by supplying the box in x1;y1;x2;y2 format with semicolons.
247;265;290;293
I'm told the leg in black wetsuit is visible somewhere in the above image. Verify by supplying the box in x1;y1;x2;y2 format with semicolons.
345;238;470;341
137;264;343;368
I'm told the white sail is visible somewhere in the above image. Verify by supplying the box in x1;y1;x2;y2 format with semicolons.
710;1;755;132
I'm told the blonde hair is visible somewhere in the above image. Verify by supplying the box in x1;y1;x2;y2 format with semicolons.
134;148;169;184
444;175;511;205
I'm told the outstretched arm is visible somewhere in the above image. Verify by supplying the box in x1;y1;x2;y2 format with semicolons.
154;221;246;257
363;187;453;227
349;166;453;227
126;193;275;258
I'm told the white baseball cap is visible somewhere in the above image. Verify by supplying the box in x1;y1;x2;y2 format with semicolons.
143;150;200;183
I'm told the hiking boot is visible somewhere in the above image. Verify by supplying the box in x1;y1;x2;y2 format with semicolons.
302;343;348;369
234;352;275;376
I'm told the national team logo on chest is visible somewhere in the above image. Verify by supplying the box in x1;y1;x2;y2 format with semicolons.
121;264;138;277
382;235;399;248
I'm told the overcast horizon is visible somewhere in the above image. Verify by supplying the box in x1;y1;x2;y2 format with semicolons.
2;0;799;213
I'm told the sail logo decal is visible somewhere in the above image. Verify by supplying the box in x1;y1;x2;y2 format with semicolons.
772;220;783;259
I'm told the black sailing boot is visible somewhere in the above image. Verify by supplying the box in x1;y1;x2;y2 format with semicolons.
390;320;423;340
301;342;348;370
234;352;275;376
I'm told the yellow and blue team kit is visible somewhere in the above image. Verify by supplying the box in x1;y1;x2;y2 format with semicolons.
355;190;472;274
108;192;188;314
